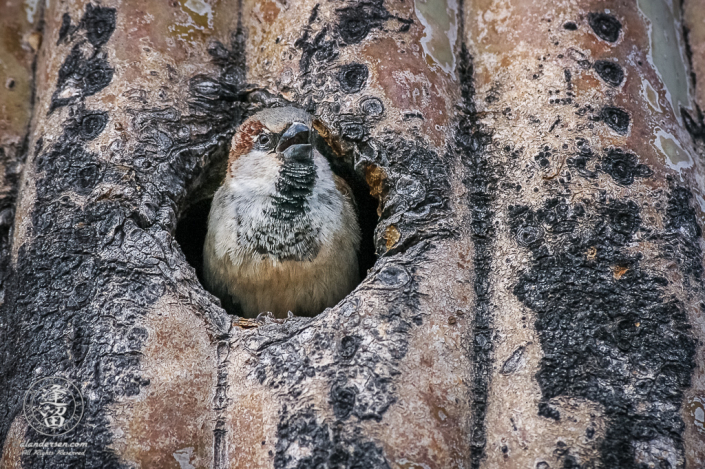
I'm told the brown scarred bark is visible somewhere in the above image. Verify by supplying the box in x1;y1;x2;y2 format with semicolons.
0;1;704;469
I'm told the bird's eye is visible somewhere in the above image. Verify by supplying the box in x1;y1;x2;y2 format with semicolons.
257;133;272;147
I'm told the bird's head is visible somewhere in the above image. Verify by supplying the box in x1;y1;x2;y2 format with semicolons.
228;106;319;176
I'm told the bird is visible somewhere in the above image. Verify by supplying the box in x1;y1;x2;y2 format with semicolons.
203;106;361;318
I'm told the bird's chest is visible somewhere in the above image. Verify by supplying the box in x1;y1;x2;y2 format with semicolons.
237;159;321;262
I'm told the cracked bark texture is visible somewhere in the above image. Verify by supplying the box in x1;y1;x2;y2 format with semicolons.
0;1;703;469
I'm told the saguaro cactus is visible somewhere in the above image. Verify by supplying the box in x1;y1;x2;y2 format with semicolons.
1;1;704;468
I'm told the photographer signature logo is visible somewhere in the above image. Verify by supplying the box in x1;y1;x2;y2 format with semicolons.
23;376;84;436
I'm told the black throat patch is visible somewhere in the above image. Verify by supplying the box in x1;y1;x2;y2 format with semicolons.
272;158;317;220
241;158;321;262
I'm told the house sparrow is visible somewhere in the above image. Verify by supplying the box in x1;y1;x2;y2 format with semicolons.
203;106;361;318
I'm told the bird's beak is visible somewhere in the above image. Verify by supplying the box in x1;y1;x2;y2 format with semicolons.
277;122;312;161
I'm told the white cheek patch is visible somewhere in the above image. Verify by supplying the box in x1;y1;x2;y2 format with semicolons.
229;150;281;193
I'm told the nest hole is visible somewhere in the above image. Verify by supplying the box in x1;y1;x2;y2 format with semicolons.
175;135;378;317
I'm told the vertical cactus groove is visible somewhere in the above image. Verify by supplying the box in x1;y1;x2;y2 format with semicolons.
457;45;497;469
